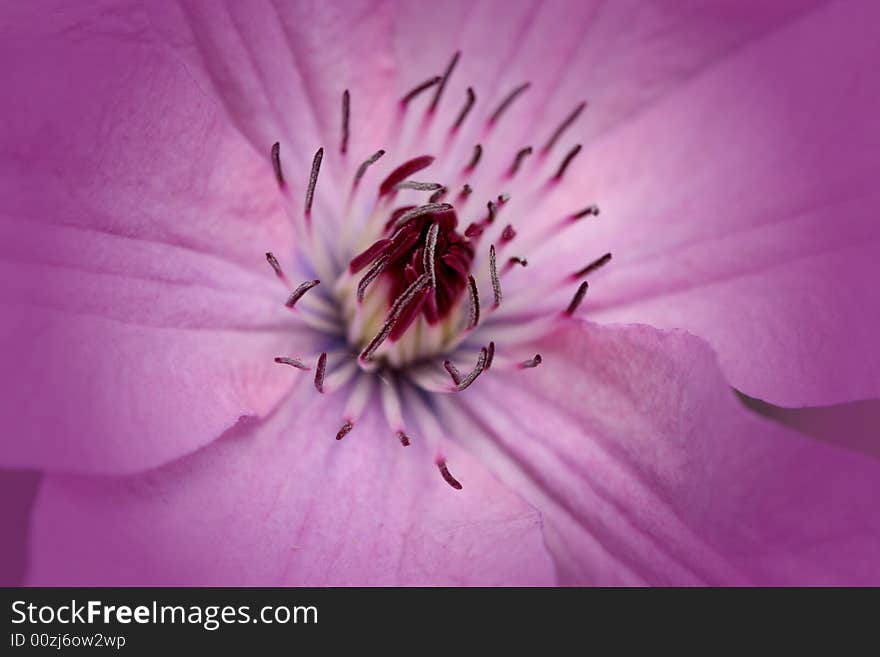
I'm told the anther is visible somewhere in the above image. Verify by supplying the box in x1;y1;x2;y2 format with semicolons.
360;274;431;361
466;274;480;329
486;200;497;224
336;421;353;440
485;341;495;370
464;223;483;238
265;252;286;280
424;222;440;290
430;51;460;112
356;257;388;302
397;431;411;447
285;279;321;308
401;76;443;105
466;144;483;171
507;256;528;269
274;357;309;370
497;193;511;205
437;459;463;490
340;89;350;154
353;149;386;187
458;183;473;199
489;244;501;308
573;252;612;278
314;352;328;393
553;144;582;181
270;142;284;187
305;147;323;217
519;354;542;369
500;225;517;243
572;204;600;220
428;186;448;203
489;82;530;124
395;181;444;191
379;155;435;196
452;87;476;131
391;202;453;230
509;146;533;176
455;347;488;391
565;281;589;316
443;360;463;385
542;101;586;153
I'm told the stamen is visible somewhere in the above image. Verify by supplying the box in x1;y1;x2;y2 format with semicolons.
336;421;354;441
314;352;328;393
484;200;497;225
437;459;463;490
466;274;480;329
305;147;323;217
509;146;533;176
508;256;528;268
394;181;444;192
270;142;284;187
542;101;586;153
443;360;463;385
423;222;440;290
519;354;543;369
489;244;501;308
380;155;435;196
397;431;411;447
572;204;600;220
361;274;431;361
553;144;582;181
356;256;388;302
452;87;476;131
274;357;309;370
459;183;473;199
489;82;530;124
285;279;321;308
497;193;511;205
353;149;386;187
391;202;453;230
573;252;612;278
340;89;350;154
485;341;495;370
265;252;286;281
401;76;443;105
429;51;460;112
455;346;488;391
565;281;589;316
464;223;483;238
428;186;448;203
466;144;483;171
500;225;517;243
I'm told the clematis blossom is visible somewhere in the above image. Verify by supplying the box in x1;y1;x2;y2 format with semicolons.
1;0;879;585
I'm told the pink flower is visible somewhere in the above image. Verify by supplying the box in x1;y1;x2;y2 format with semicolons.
1;0;878;585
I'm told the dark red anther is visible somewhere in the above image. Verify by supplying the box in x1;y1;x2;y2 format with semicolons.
464;223;483;238
353;149;386;187
274;357;309;370
489;245;501;308
458;184;473;199
437;460;463;490
508;256;528;268
466;275;480;329
543;101;586;153
452;87;476;131
270;142;284;187
430;51;460;112
265;252;286;280
397;431;411;447
305;147;323;217
379;155;435;196
401;76;443;105
395;181;444;192
336;421;353;441
466;144;483;171
497;193;510;205
552;144;582;181
314;352;327;393
489;82;530;124
509;146;533;176
565;281;589;316
443;360;463;385
519;354;543;369
572;204;600;220
573;252;612;278
340;89;350;154
485;200;497;225
285;279;321;308
485;341;495;370
429;186;448;203
349;239;392;274
500;225;517;243
454;347;488;391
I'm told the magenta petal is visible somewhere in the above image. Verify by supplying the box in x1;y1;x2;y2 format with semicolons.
28;384;556;586
440;320;880;585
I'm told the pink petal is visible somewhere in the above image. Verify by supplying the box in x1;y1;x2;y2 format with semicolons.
439;320;880;585
534;1;880;405
0;4;302;472
28;381;556;586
